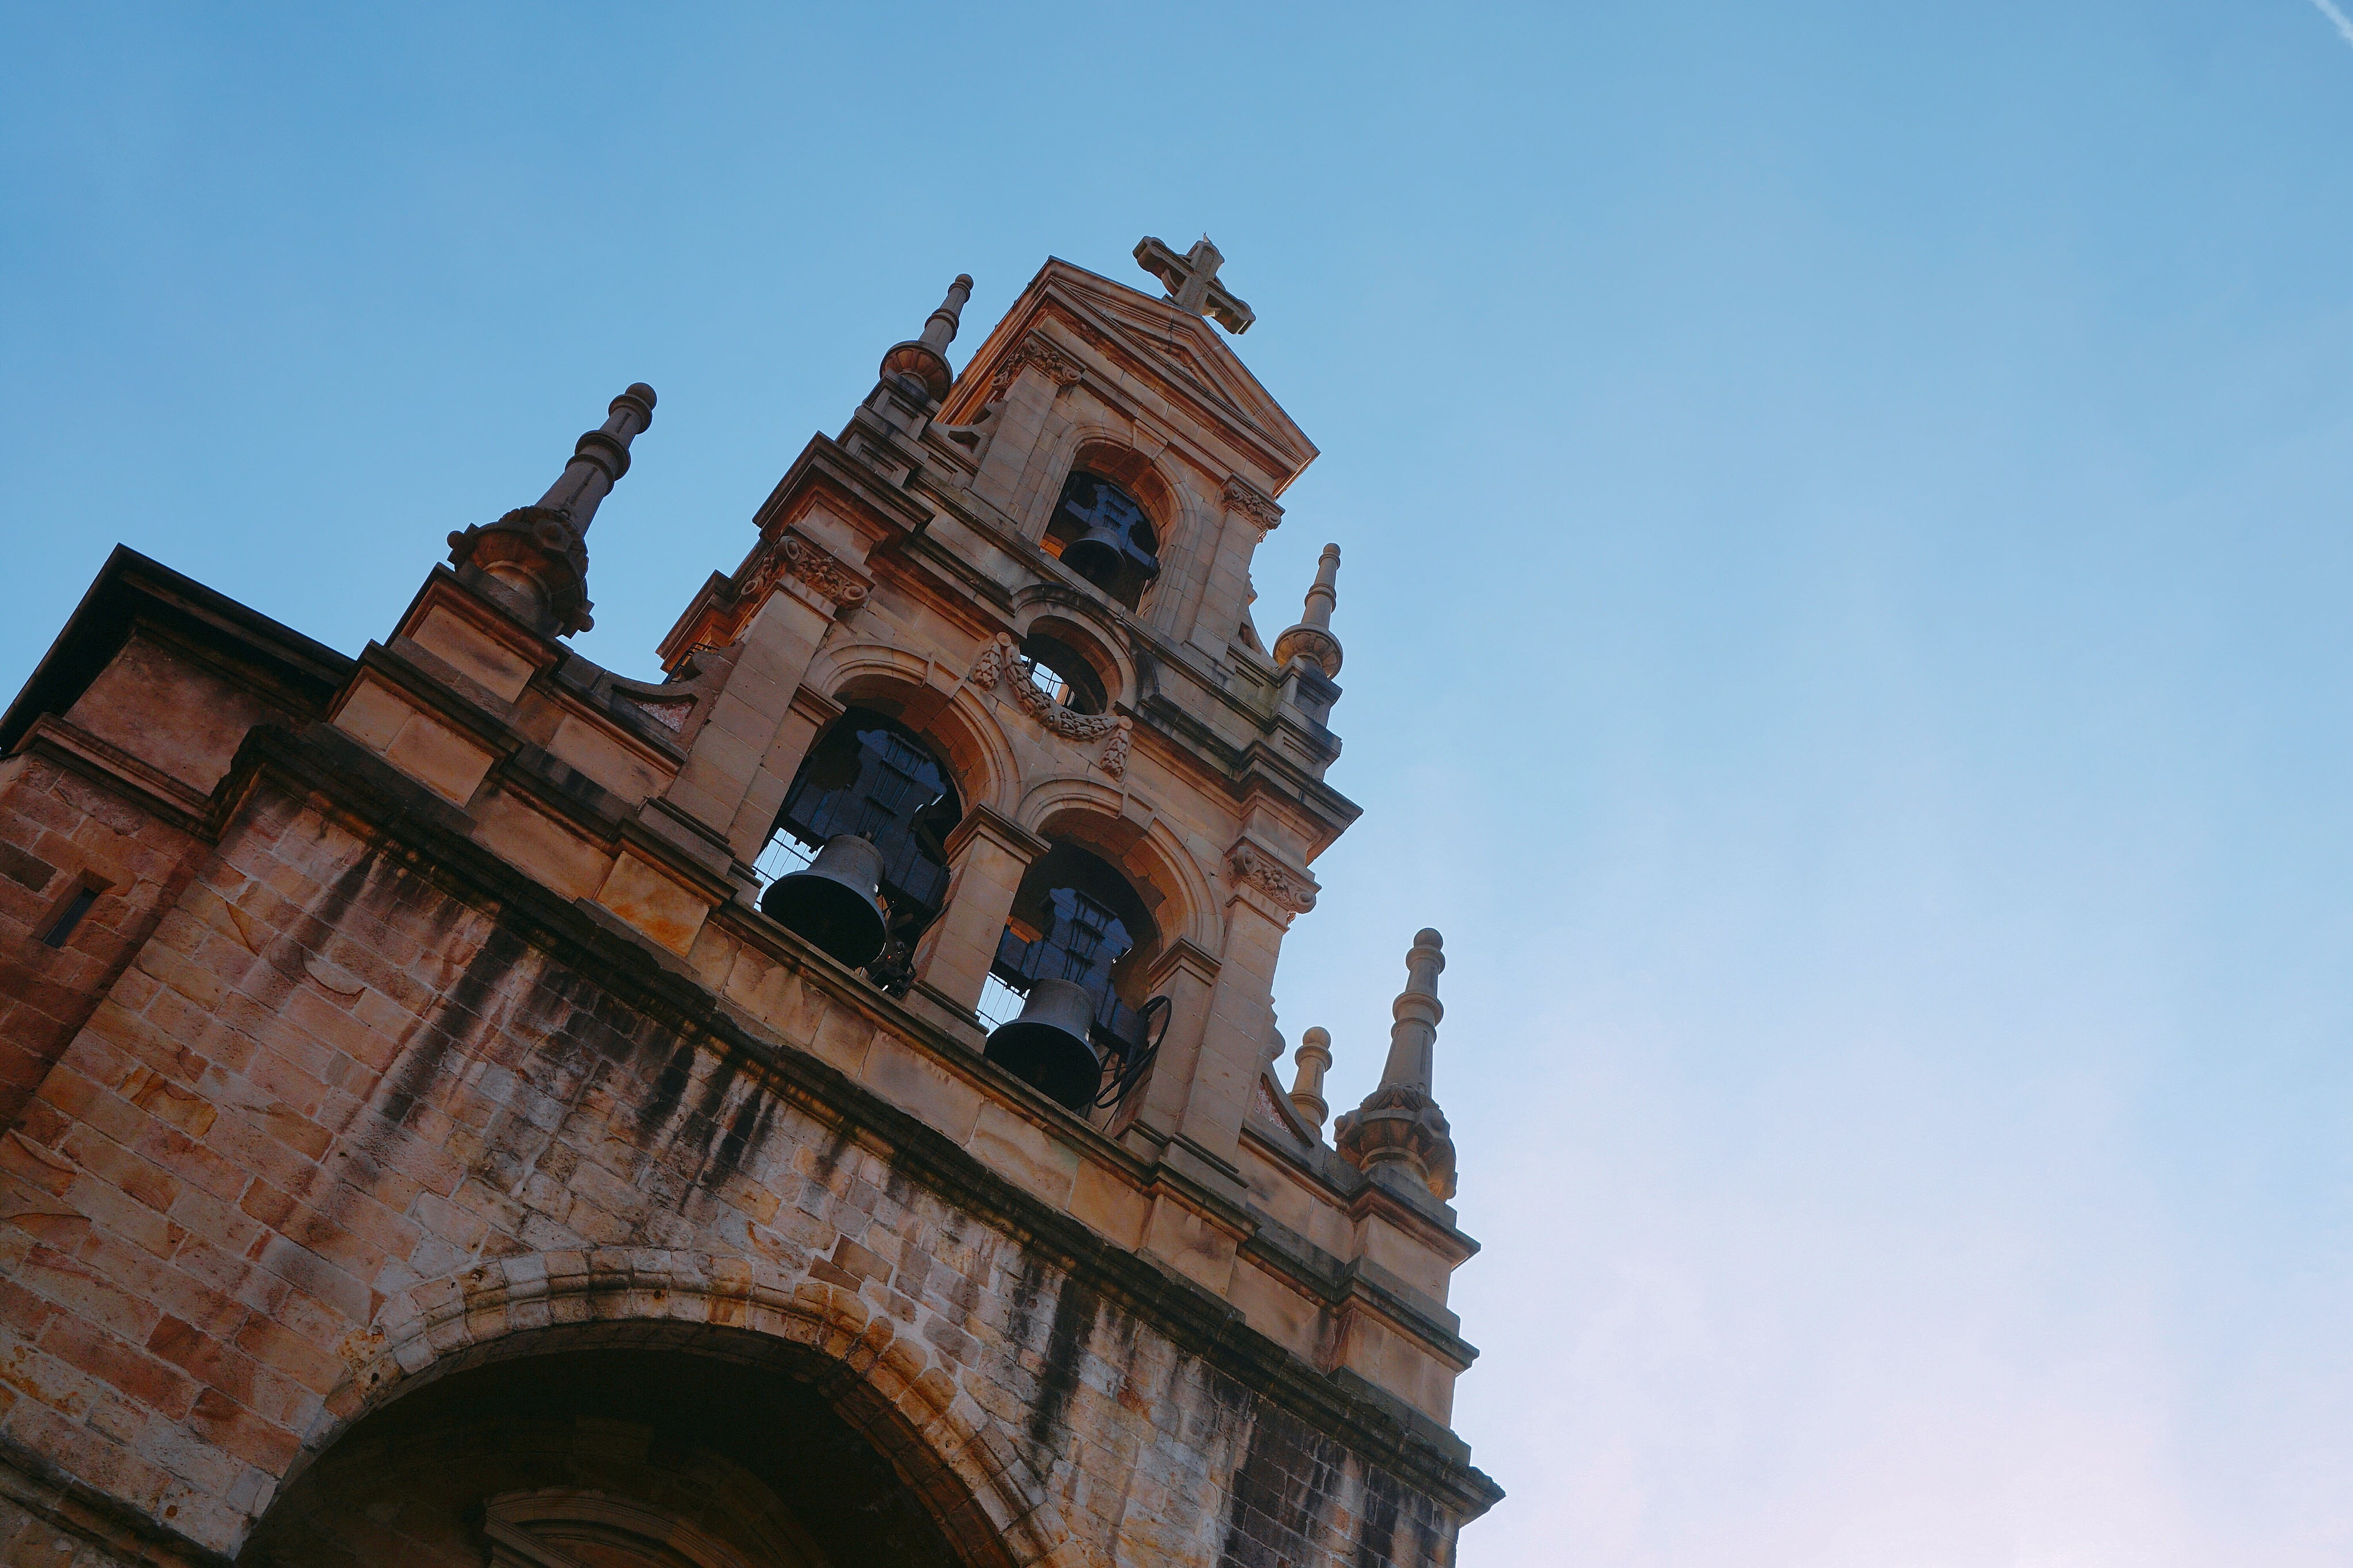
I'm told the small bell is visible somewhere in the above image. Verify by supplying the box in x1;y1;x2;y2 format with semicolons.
982;977;1104;1110
1053;472;1161;595
760;834;889;970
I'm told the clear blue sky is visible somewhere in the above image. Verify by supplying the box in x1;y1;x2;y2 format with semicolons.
6;5;2351;1563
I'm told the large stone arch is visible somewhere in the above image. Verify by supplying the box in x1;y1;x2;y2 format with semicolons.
802;640;1023;821
1016;779;1223;956
294;1248;1075;1568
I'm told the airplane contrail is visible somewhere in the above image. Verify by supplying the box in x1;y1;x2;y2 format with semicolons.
2311;0;2353;49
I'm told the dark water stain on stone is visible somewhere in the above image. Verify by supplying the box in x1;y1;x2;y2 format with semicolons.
1026;1273;1098;1464
1406;1486;1446;1567
1352;1466;1403;1568
713;1089;771;1177
1217;1401;1343;1568
365;916;533;1149
806;1122;854;1198
639;1038;696;1133
248;848;383;1011
1005;1255;1048;1365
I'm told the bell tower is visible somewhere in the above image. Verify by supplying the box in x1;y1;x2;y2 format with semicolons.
0;237;1497;1566
654;246;1376;1189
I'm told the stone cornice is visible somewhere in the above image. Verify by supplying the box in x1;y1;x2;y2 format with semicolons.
1;543;352;760
749;432;933;544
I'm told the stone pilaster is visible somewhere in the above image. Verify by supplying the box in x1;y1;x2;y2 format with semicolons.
1120;938;1221;1155
909;806;1047;1018
661;539;869;864
1186;477;1283;661
1164;838;1317;1172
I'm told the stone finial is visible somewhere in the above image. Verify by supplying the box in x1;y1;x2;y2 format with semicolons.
880;273;975;403
1271;543;1344;677
1134;235;1255;335
1333;928;1457;1200
446;383;656;638
1290;1026;1333;1131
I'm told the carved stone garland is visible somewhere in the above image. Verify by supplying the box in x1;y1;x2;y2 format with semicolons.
969;633;1132;778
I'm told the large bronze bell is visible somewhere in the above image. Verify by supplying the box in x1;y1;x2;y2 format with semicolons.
982;977;1103;1110
1059;520;1133;589
760;834;888;970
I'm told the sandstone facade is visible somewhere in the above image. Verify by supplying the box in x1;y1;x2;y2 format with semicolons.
0;248;1498;1565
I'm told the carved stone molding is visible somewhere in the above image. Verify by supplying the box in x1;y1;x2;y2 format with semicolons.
987;335;1085;402
1226;839;1317;914
969;633;1132;777
1221;476;1283;532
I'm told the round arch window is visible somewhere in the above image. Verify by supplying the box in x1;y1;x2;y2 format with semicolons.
1018;632;1108;715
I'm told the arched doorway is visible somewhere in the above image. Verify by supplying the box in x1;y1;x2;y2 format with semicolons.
240;1339;983;1566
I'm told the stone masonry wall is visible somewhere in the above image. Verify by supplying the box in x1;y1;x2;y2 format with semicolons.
0;756;1465;1566
0;755;209;1136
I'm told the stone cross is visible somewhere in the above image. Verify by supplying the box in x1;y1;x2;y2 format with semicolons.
1133;234;1256;335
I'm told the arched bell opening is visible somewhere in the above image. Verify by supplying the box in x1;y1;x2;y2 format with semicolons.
237;1339;989;1567
1043;461;1164;612
756;708;963;994
979;841;1167;1116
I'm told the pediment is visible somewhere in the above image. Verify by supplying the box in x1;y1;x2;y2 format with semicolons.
943;257;1318;492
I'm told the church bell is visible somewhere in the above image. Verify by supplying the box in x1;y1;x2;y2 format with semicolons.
1052;471;1162;597
981;978;1104;1110
1060;521;1137;589
759;834;889;970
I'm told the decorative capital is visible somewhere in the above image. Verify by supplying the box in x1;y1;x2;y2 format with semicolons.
765;532;871;612
987;335;1085;403
1221;476;1283;532
1226;838;1318;914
